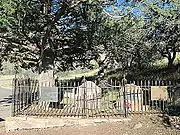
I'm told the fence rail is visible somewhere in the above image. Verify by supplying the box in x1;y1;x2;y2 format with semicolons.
12;78;175;118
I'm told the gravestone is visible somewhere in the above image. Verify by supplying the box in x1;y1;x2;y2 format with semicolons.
40;70;55;87
115;84;143;112
71;81;102;109
125;84;142;112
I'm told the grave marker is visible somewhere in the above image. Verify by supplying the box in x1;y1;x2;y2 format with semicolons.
40;87;58;102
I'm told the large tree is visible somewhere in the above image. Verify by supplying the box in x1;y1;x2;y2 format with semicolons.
96;1;157;74
0;0;108;73
142;0;180;68
113;0;180;69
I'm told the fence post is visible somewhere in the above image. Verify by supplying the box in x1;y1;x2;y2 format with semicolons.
12;78;17;117
55;77;60;103
28;78;32;104
122;75;127;117
82;76;87;118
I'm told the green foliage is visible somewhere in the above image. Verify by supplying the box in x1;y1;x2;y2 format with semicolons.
0;0;107;73
0;0;16;31
0;0;179;81
143;1;180;68
0;61;15;75
56;68;99;80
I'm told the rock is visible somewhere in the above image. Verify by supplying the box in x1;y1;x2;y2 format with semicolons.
0;117;5;122
133;123;142;129
162;115;171;126
175;124;180;129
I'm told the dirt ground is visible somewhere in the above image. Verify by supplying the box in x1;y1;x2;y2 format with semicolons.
0;114;180;135
0;88;12;120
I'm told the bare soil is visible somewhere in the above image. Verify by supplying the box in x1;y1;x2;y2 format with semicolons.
0;114;180;135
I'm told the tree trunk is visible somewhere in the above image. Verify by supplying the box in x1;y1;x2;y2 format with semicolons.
168;58;174;68
136;48;142;69
167;49;176;68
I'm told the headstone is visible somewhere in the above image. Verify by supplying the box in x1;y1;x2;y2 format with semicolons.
125;84;142;112
115;84;143;112
71;81;102;109
125;84;141;93
40;70;55;87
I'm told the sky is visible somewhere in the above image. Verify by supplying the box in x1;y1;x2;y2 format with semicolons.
50;0;175;20
103;0;176;19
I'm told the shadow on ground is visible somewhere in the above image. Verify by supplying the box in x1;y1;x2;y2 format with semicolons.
0;117;5;122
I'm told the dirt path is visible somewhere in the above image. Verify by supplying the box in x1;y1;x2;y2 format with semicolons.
0;115;180;135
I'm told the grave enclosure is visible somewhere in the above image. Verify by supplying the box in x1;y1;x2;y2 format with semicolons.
12;78;175;118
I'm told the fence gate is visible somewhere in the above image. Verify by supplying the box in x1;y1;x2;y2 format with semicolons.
12;78;174;118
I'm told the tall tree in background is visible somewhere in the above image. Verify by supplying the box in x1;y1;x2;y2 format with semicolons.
144;0;180;68
0;0;17;70
114;0;180;69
